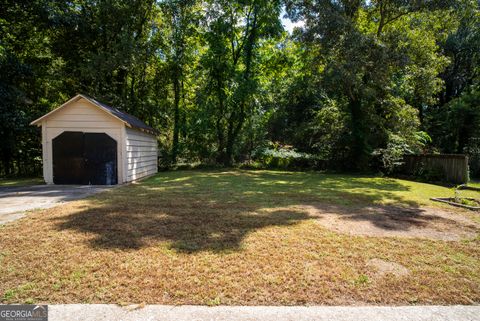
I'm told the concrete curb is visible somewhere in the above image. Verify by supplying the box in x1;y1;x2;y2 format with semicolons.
48;304;480;321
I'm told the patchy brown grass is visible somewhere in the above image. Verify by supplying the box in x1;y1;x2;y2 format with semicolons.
0;170;479;305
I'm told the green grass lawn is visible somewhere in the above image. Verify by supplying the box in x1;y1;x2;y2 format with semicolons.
468;180;480;189
0;177;44;187
0;170;479;305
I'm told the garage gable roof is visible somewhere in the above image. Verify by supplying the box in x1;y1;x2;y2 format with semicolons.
30;94;158;135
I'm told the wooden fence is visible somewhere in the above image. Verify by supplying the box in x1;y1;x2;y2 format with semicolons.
403;154;469;184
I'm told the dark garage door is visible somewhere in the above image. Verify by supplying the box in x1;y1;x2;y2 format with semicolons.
52;131;117;185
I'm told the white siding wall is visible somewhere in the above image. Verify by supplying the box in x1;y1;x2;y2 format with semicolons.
125;127;158;182
42;98;124;184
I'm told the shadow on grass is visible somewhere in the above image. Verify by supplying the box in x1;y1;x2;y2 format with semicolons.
56;205;309;252
53;170;456;252
309;202;472;233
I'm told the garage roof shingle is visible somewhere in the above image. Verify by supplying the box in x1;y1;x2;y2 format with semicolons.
81;94;158;135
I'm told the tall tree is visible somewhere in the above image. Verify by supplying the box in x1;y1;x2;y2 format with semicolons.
201;0;282;165
0;0;62;176
159;0;200;163
426;2;479;155
48;0;156;108
285;0;455;170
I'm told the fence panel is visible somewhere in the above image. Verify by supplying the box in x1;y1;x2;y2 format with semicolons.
403;154;469;184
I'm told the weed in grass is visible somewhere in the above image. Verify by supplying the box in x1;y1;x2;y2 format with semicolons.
354;275;370;286
52;282;62;291
207;296;222;306
459;199;479;207
3;283;38;300
70;270;86;284
443;265;456;274
3;289;16;301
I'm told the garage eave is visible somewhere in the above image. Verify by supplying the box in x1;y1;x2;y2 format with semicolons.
30;94;159;136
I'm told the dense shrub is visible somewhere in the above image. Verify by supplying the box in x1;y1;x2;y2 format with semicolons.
412;162;445;182
251;144;325;170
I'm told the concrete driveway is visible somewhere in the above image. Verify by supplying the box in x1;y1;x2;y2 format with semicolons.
0;185;113;225
48;305;480;321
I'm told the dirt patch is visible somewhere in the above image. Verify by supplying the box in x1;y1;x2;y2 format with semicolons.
367;258;410;278
265;204;480;241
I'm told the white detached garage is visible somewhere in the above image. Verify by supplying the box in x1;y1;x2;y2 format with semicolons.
31;94;158;185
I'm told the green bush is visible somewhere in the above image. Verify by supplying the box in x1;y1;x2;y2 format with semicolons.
252;145;324;170
412;161;444;182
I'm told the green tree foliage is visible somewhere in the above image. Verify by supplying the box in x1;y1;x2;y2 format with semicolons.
197;0;282;165
283;0;464;171
158;0;201;163
0;0;479;176
0;0;62;176
427;3;480;151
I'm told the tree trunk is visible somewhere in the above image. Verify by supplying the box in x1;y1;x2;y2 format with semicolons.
349;97;368;170
223;128;235;167
171;69;181;164
224;112;246;166
219;4;258;166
